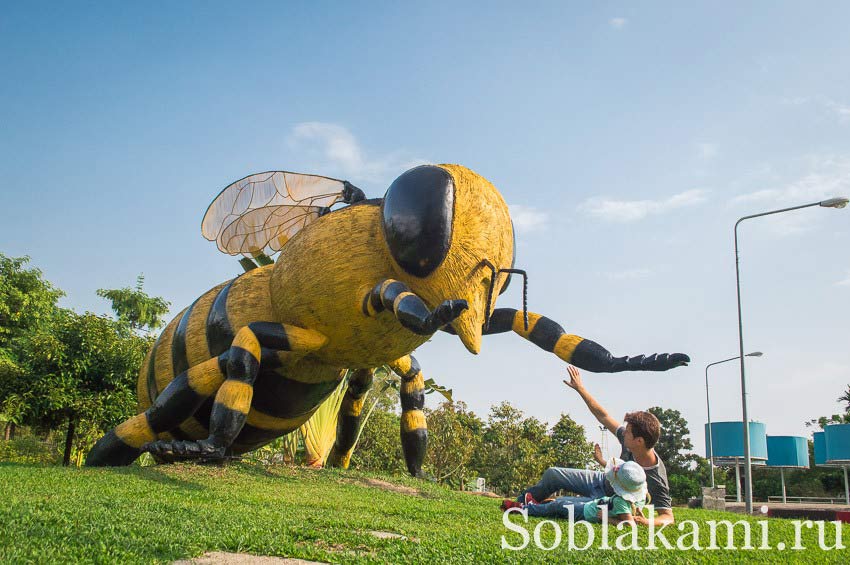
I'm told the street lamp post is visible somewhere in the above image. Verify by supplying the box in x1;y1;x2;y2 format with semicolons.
734;196;848;514
705;352;763;489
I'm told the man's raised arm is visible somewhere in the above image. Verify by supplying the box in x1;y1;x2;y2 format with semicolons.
563;365;621;435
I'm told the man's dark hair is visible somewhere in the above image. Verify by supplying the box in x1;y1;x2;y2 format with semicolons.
624;411;661;449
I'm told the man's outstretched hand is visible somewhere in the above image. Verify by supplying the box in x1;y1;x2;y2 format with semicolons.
563;365;584;392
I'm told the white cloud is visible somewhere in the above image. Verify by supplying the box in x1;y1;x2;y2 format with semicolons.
287;122;428;183
605;268;653;281
609;17;627;29
837;270;850;287
730;155;850;235
509;204;549;233
580;189;708;223
731;156;850;205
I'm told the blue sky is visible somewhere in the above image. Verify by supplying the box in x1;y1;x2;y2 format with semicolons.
2;2;849;460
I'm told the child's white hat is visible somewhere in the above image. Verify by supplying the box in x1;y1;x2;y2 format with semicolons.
605;458;647;503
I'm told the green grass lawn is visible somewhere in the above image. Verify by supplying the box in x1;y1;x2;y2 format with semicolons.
1;462;848;564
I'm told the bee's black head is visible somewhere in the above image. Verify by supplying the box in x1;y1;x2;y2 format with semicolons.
381;165;454;278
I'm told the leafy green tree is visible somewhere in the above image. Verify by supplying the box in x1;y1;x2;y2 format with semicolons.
424;401;483;488
472;402;550;496
97;274;170;333
14;310;149;465
349;408;405;474
0;350;28;440
0;254;63;439
648;406;694;474
545;413;594;469
668;473;701;503
807;413;850;428
0;254;64;349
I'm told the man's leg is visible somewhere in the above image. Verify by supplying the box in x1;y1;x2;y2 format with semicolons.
519;467;607;502
525;496;589;520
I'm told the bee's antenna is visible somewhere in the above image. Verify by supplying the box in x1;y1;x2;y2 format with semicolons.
498;268;528;331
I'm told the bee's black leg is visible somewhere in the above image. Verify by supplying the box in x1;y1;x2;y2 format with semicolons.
141;322;327;462
363;279;467;335
327;368;375;469
481;308;690;373
87;355;228;466
388;355;427;478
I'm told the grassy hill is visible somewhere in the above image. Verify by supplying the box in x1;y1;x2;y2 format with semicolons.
1;462;848;563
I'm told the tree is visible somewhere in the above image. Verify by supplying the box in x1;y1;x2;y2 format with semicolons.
0;254;63;439
14;310;149;465
471;402;550;496
805;385;850;429
0;254;64;349
424;401;483;487
545;413;594;469
0;350;27;440
838;385;850;412
97;274;170;333
648;406;695;474
349;408;405;474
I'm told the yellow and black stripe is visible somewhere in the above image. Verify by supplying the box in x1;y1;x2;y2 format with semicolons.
327;368;374;469
390;355;427;477
206;279;236;356
207;325;261;445
207;321;329;447
482;308;584;362
149;280;233;439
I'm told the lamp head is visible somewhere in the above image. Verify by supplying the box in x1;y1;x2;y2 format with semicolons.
819;197;849;209
746;351;764;357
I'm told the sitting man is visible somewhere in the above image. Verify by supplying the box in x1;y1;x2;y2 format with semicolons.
511;365;674;525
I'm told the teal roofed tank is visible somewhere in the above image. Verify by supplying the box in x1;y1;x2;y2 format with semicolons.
824;424;850;463
766;436;809;468
704;421;768;461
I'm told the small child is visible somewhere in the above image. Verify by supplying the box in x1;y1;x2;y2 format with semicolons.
501;458;648;524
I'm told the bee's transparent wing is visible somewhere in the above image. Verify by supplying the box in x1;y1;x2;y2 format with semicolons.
201;171;359;257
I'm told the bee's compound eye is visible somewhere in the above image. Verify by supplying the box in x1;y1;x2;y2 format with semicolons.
382;165;454;277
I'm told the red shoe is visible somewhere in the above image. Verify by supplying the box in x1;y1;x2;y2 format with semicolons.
523;493;538;505
501;499;522;511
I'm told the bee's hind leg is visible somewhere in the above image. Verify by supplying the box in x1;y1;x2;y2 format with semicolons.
327;368;375;469
86;356;227;466
143;322;327;462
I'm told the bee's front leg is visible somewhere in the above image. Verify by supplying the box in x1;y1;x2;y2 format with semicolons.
388;355;427;478
363;279;467;335
481;308;690;372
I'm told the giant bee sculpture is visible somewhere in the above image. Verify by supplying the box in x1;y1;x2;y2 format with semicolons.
87;164;689;475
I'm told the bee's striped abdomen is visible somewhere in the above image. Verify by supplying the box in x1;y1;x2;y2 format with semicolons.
136;280;232;418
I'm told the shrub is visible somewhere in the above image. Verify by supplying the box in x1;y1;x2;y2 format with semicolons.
0;437;60;465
